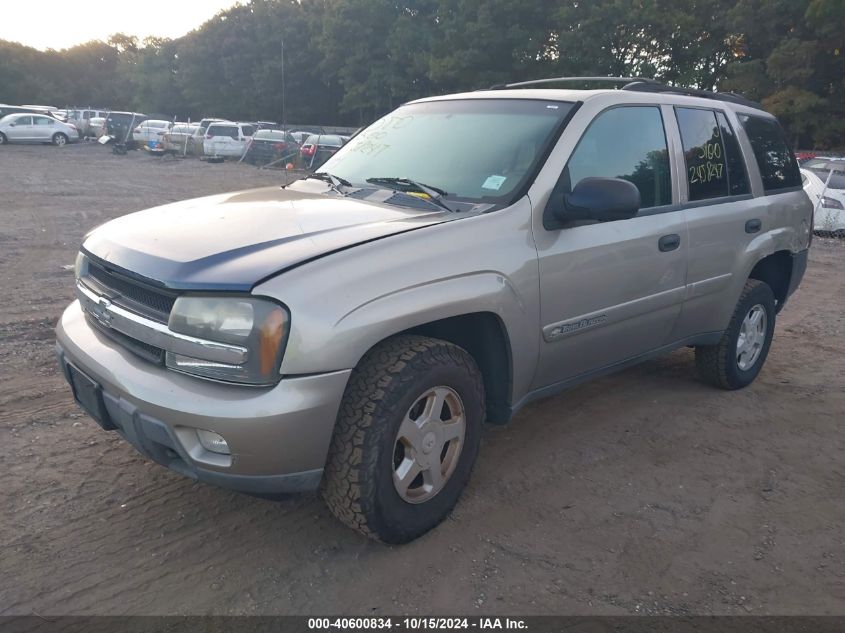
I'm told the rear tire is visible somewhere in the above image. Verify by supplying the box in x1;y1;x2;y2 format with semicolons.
695;279;776;390
322;335;485;543
52;133;68;147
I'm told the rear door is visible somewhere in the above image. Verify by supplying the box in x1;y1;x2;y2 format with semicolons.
671;108;794;338
32;115;55;141
533;105;688;388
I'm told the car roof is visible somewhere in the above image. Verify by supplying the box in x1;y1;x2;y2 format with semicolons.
410;87;771;118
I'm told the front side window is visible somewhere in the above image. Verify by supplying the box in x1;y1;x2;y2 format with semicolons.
322;99;575;202
564;106;671;209
17;116;33;125
738;114;801;192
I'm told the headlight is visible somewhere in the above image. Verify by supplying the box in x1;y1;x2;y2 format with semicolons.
74;252;86;279
166;296;289;386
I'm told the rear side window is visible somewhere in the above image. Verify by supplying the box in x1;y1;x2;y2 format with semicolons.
716;112;749;196
738;114;801;192
566;106;672;209
675;108;750;201
241;125;255;137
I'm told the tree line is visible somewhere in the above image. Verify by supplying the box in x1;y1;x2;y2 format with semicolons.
0;0;841;148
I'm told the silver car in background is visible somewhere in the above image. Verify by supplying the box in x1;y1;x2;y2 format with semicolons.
0;113;80;146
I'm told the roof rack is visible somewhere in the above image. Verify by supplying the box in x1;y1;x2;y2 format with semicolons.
489;76;659;90
487;76;762;110
621;80;762;109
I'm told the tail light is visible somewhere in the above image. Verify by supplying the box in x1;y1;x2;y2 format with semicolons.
821;196;844;210
206;133;213;139
273;143;285;150
133;127;141;134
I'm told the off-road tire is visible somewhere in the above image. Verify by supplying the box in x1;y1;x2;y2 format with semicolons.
52;133;68;147
0;132;6;145
695;279;776;390
322;335;485;543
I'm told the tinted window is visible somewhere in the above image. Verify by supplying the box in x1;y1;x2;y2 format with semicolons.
676;108;729;201
566;106;671;208
738;114;801;192
716;112;749;196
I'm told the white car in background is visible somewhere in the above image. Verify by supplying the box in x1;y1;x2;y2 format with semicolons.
133;119;173;145
203;121;256;158
0;113;80;146
801;159;845;235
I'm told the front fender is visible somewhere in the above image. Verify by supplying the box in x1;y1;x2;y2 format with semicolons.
255;199;540;404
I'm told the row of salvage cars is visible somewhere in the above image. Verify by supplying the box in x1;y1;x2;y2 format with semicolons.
800;157;845;236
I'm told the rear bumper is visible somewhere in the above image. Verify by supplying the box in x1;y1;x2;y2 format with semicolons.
56;300;351;494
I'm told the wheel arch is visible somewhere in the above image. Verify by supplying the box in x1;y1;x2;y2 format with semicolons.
401;312;514;425
747;250;793;313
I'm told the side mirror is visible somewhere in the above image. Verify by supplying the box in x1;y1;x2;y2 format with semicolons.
552;177;641;224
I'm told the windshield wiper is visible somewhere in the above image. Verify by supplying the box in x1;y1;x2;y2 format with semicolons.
365;177;455;212
305;171;353;196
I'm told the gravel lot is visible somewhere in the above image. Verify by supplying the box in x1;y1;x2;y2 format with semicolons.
1;143;843;616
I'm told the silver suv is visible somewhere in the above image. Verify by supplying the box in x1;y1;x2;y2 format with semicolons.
56;78;812;543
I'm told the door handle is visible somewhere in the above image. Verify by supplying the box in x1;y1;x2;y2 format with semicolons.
658;234;681;252
745;219;762;234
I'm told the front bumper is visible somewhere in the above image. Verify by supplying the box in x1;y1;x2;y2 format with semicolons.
56;300;351;494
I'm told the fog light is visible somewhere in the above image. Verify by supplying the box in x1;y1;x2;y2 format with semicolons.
196;429;230;455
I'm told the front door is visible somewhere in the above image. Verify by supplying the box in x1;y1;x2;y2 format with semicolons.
7;115;34;141
532;105;688;389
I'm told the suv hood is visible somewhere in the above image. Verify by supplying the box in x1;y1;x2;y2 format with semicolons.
82;186;452;290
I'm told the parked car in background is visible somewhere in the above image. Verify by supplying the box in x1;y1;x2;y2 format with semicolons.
133;119;173;145
0;113;80;146
254;121;279;130
0;104;63;120
801;159;845;235
67;109;110;136
289;131;310;144
87;117;106;138
300;133;346;168
103;112;147;148
203;121;255;158
244;129;300;165
162;123;202;155
197;118;224;136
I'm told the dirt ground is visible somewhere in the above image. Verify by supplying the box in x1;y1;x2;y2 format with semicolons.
0;143;843;617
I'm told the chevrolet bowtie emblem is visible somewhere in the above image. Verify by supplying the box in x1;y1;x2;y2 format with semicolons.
91;297;113;328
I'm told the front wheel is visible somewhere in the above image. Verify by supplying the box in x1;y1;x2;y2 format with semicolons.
52;133;68;147
0;132;7;145
695;279;776;390
322;335;485;543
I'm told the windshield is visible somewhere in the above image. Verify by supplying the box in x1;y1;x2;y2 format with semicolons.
321;99;574;201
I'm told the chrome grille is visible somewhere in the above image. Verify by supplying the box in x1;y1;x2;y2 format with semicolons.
83;260;176;323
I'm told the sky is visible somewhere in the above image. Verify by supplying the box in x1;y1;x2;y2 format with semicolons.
0;0;243;51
